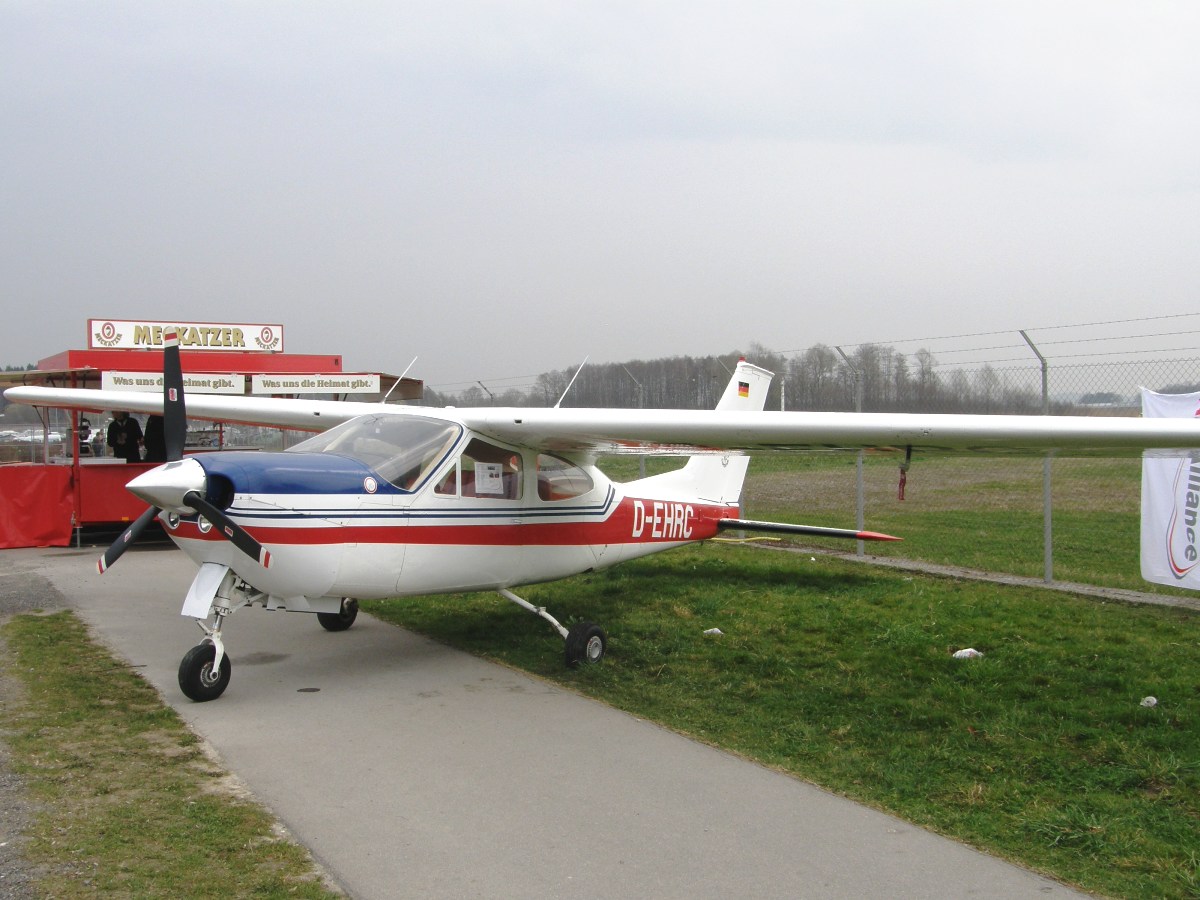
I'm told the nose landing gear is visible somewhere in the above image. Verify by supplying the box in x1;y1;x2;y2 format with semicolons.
179;602;233;702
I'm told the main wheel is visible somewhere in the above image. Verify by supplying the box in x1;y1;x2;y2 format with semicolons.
317;598;359;632
178;642;231;702
565;622;606;668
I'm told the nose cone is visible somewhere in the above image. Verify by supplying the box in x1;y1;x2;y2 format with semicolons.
126;457;207;512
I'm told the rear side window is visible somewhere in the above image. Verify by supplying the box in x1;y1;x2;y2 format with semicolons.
536;454;594;501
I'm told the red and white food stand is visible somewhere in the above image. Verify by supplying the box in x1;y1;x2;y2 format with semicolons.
0;319;419;549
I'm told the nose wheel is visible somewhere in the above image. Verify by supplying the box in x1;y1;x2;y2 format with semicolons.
178;641;231;702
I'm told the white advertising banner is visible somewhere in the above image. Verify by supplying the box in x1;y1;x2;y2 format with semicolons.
1140;388;1200;588
102;371;247;394
251;374;380;394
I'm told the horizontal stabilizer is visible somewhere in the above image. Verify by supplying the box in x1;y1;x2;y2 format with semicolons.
717;518;901;542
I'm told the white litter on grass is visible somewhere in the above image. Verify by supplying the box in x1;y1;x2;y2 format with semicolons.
952;648;983;659
703;628;724;636
1140;696;1158;708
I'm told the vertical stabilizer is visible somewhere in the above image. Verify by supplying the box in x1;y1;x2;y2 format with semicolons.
712;359;774;412
632;359;773;505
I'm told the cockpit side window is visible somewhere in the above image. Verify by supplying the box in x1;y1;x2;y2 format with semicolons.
536;454;594;501
434;438;523;500
289;415;461;491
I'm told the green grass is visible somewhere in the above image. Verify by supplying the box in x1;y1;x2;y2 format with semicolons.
364;544;1200;898
0;612;340;899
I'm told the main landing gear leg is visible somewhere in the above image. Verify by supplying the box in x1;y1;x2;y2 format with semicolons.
497;589;607;668
179;603;233;702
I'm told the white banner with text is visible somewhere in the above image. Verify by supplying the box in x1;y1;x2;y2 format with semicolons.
101;372;247;394
1140;388;1200;588
251;374;380;394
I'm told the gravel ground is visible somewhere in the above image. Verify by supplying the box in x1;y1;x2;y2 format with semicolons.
0;559;65;900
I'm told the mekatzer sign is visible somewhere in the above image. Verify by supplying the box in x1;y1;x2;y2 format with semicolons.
89;320;285;352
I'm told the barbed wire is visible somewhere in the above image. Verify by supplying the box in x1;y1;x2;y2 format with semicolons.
929;345;1200;370
1022;312;1200;333
821;311;1200;354
1031;329;1200;348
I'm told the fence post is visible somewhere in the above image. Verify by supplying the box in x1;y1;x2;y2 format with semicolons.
1020;330;1053;583
836;347;866;557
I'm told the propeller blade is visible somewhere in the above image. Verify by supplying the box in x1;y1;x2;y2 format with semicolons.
96;331;190;574
97;506;162;573
183;490;272;568
162;328;187;461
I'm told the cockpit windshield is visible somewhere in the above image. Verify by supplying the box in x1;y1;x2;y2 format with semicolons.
289;415;461;491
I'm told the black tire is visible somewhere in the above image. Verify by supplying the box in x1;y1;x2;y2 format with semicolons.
317;598;359;632
565;622;606;668
178;642;231;702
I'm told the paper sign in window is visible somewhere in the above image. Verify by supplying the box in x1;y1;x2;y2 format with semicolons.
474;462;504;495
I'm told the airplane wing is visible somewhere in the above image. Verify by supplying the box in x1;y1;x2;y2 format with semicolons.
459;407;1200;456
6;384;1199;456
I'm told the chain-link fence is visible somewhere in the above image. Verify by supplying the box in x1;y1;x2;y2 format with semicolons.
741;339;1200;595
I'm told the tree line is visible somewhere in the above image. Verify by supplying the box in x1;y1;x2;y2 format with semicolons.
424;343;1061;415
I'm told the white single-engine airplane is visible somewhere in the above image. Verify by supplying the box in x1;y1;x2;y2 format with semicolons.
6;334;1200;701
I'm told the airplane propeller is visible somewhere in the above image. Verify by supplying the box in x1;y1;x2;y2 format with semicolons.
97;329;270;573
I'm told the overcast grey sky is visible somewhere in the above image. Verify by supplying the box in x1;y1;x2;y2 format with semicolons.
3;2;1198;390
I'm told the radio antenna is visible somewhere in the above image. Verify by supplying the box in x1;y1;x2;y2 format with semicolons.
381;357;418;403
554;356;588;408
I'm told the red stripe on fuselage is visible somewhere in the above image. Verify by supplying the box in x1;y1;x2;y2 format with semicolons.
173;497;735;546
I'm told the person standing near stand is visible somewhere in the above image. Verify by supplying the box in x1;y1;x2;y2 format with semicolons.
143;414;166;462
107;411;143;463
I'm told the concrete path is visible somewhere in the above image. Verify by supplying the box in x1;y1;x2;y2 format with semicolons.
2;545;1085;898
